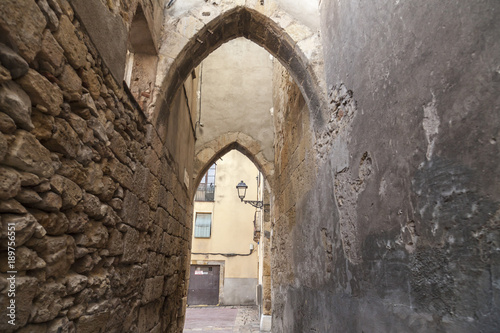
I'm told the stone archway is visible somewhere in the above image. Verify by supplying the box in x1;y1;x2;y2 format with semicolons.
191;133;274;327
193;133;274;193
151;4;326;131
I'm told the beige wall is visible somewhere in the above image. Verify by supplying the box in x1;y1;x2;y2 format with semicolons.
191;150;259;279
196;38;274;163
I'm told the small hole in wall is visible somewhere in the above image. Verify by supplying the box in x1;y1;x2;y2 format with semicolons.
490;138;497;144
202;12;211;16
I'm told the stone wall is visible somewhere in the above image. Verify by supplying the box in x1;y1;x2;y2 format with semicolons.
0;1;192;332
270;61;318;332
270;0;500;332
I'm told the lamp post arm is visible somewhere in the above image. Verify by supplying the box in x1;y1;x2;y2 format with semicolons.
243;200;264;209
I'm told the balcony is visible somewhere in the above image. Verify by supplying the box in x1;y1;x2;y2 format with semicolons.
195;183;215;202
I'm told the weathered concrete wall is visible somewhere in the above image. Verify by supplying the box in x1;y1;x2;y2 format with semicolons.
223;278;258;306
271;0;500;332
0;1;192;332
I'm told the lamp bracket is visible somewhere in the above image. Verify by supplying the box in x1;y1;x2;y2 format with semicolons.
242;199;264;209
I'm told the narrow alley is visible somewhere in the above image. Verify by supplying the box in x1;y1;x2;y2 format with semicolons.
0;1;498;332
183;306;260;333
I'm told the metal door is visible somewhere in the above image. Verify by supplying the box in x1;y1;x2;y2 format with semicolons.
187;265;220;305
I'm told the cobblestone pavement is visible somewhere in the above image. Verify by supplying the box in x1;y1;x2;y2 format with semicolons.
183;306;260;332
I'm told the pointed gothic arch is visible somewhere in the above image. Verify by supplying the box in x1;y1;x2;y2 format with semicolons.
193;135;274;195
153;5;326;131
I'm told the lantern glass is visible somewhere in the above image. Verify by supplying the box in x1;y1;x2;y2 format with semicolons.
236;180;248;200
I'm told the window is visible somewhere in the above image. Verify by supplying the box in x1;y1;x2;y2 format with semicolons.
195;164;216;201
124;4;158;111
194;213;212;238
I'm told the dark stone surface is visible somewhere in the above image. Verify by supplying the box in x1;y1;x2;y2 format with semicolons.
273;0;500;332
68;0;127;84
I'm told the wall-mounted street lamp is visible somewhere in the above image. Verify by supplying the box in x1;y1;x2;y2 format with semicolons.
236;180;264;209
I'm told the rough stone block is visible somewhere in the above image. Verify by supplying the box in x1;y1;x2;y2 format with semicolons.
30;209;68;235
26;234;75;278
0;0;46;62
38;29;65;76
32;191;63;212
1;213;37;248
103;158;133;190
0;111;16;133
65;209;88;234
142;275;164;303
147;175;160;210
162;273;178;296
37;0;59;32
148;224;163;253
4;130;55;178
87;118;108;142
81;192;106;219
15;324;48;333
121;225;147;263
0;198;27;213
71;253;94;274
82;162;105;195
0;245;45;271
16;68;63;116
107;228;123;256
58;64;82;101
52;15;87;69
81;68;101;100
75;312;109;333
44;117;82;158
30;109;55;141
30;282;66;323
0;276;38;331
109;131;129;164
0;42;29;79
121;190;149;231
156;207;169;231
0;64;12;83
111;264;145;297
0;166;21;200
74;221;109;248
67;303;85;320
146;252;164;277
46;316;74;333
53;174;82;209
137;300;162;332
65;112;94;143
65;273;88;295
0;81;34;130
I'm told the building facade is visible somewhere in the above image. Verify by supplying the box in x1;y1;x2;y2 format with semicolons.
189;150;261;306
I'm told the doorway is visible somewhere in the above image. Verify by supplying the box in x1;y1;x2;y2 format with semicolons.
187;265;221;305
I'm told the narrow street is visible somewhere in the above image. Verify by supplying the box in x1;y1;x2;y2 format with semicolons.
183;306;261;333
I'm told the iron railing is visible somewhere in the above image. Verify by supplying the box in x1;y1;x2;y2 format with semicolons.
195;183;215;202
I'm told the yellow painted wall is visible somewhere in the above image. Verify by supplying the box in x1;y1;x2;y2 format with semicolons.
191;150;259;279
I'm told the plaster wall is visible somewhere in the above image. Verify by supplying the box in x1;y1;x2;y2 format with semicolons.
223;277;258;305
191;150;259;306
191;150;259;279
196;38;275;163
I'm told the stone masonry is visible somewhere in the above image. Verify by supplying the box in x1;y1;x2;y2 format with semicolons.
0;1;192;332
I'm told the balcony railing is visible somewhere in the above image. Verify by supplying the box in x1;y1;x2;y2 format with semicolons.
195;183;215;202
